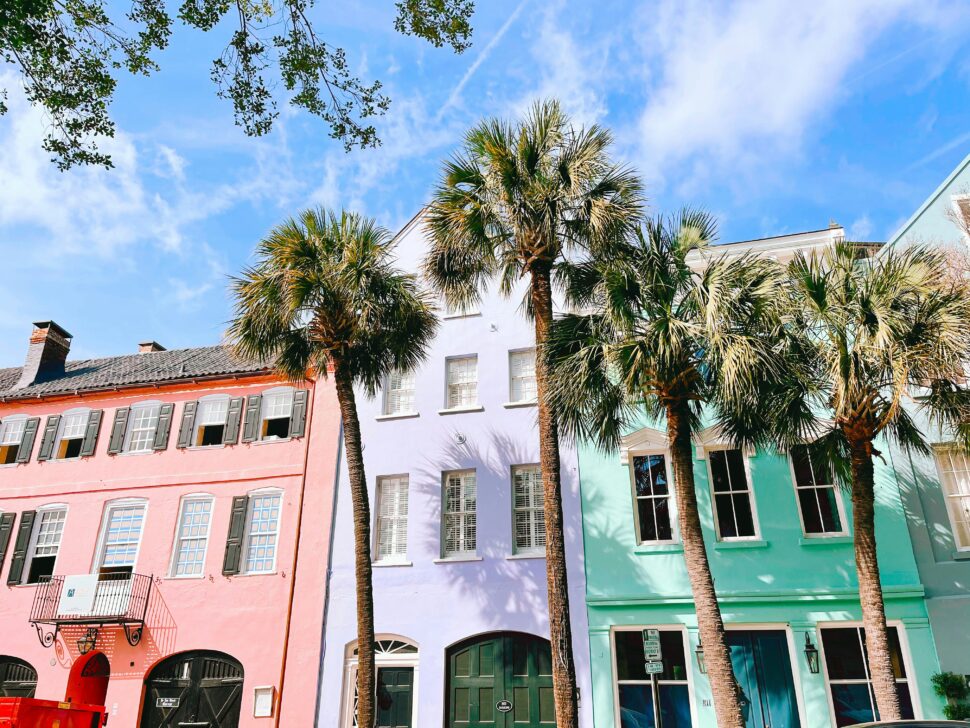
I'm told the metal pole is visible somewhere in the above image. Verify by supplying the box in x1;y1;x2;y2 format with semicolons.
652;671;663;728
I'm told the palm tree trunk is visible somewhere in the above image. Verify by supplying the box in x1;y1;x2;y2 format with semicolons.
334;361;377;728
530;267;579;728
666;401;744;728
849;440;901;721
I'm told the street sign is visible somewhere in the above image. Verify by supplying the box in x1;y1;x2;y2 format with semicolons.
644;628;660;640
643;639;662;660
156;697;180;708
644;661;664;675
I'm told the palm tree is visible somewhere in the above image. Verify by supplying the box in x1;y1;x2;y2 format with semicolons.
545;210;788;728
761;240;970;721
423;99;643;726
228;208;438;728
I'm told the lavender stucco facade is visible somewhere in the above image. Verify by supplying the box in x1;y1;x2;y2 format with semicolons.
315;211;593;727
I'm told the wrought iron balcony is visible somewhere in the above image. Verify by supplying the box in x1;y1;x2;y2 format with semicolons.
28;571;152;648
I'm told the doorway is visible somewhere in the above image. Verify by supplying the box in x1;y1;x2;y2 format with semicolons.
0;657;37;698
140;651;243;728
727;630;801;728
66;651;109;706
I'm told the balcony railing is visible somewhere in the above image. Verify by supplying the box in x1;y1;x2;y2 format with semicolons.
28;572;152;648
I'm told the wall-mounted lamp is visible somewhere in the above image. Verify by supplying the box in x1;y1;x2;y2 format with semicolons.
77;628;98;655
695;640;707;674
804;633;820;674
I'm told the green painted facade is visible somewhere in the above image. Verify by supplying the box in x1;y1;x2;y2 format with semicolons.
579;418;945;727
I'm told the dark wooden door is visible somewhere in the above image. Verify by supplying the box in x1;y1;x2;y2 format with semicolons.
447;633;555;728
140;651;243;728
0;657;37;698
377;667;413;728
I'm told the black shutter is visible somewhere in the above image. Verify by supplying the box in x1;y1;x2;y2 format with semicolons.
241;395;262;443
7;511;35;585
79;410;103;457
152;403;175;451
15;418;40;463
176;401;199;449
222;495;250;575
107;408;130;454
289;389;309;438
223;397;244;445
0;512;15;572
36;415;61;461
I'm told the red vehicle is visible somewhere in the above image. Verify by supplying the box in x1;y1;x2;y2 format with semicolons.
0;697;107;728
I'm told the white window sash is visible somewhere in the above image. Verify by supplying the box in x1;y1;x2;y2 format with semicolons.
375;477;409;561
791;445;845;537
509;350;537;403
708;448;759;540
384;372;416;415
0;417;27;446
632;454;675;544
443;471;476;556
171;497;213;577
243;492;282;573
125;404;161;452
935;447;970;550
97;503;146;569
512;466;545;553
446;358;478;409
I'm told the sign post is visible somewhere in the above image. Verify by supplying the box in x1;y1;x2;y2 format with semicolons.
642;629;664;728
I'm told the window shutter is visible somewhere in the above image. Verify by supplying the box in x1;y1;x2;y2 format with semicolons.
288;389;309;438
15;418;40;464
152;403;175;451
0;512;15;572
223;397;244;444
241;395;262;443
79;410;103;457
6;511;35;585
36;415;61;462
107;408;130;454
222;495;250;575
176;401;199;449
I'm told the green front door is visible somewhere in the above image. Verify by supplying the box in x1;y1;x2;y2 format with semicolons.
447;632;555;727
377;667;413;728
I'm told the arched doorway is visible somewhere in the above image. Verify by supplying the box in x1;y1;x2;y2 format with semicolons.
66;651;110;706
0;657;37;698
342;637;419;727
446;632;554;728
140;651;244;728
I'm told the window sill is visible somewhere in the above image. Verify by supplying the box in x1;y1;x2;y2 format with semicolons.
443;312;482;320
799;536;852;547
952;551;970;561
634;543;684;555
503;401;537;409
375;412;420;422
433;555;483;564
185;444;226;451
164;574;207;580
713;539;768;550
228;570;278;578
373;560;413;568
115;449;155;457
250;438;292;446
507;552;545;560
438;406;484;415
0;463;22;468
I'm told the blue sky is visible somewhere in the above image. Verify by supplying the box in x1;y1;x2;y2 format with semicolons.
1;0;969;365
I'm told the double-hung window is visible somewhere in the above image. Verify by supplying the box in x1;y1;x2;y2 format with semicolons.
791;443;846;536
261;388;294;440
0;416;28;463
820;625;914;725
508;349;537;404
97;501;147;575
933;446;970;550
170;496;213;577
708;449;758;540
613;628;692;727
445;357;478;409
23;506;67;584
383;371;416;416
55;409;89;459
243;491;282;573
125;403;162;453
632;454;675;543
375;476;409;562
512;465;545;554
195;397;230;446
442;470;477;557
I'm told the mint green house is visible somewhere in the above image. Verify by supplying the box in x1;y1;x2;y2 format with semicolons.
580;228;945;728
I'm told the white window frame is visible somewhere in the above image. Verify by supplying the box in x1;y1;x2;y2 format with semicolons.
705;447;761;541
374;475;410;564
54;408;91;460
443;355;479;411
124;401;162;453
511;464;545;555
932;445;970;551
951;193;970;243
441;469;477;558
92;498;148;572
382;371;417;417
0;414;29;463
259;387;294;441
23;503;68;584
609;625;697;728
442;296;480;319
168;494;215;578
194;395;231;447
508;348;538;405
817;620;922;726
241;488;283;574
788;444;848;538
341;635;420;728
628;449;679;546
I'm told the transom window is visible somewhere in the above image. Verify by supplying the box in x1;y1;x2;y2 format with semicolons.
708;449;758;540
125;403;161;453
56;409;89;459
613;628;692;727
509;349;537;403
445;356;478;409
512;465;545;554
0;416;28;463
24;507;67;584
195;397;229;446
97;501;146;574
243;491;282;573
934;447;970;550
384;371;416;416
443;470;477;557
171;496;213;577
791;443;845;536
261;388;294;440
375;476;409;562
820;625;914;726
632;454;674;543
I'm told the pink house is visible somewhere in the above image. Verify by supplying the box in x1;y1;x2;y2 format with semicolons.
0;322;340;727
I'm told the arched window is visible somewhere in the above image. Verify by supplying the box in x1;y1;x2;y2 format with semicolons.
342;636;419;727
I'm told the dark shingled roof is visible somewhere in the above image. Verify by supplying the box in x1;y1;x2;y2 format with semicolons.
0;345;270;400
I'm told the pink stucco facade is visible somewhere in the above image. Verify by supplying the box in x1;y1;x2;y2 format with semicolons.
0;367;340;727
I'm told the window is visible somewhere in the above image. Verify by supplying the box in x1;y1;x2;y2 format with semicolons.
613;628;693;728
383;371;416;416
791;443;845;536
23;507;67;584
934;447;970;550
243;491;282;573
261;388;294;440
442;470;476;557
170;496;213;576
512;465;545;554
708;449;758;539
820;626;914;726
0;416;28;463
445;356;478;409
343;637;419;728
96;501;146;574
195;396;230;446
633;454;675;543
375;477;409;562
953;194;970;236
55;409;89;459
125;403;161;453
509;349;537;403
443;297;479;318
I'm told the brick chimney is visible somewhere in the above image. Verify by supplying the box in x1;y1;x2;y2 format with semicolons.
16;321;72;389
138;341;166;354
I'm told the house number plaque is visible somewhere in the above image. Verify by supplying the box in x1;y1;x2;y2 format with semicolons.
496;700;513;713
156;697;180;708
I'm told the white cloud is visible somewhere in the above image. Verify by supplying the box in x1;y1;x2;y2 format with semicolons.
849;215;874;240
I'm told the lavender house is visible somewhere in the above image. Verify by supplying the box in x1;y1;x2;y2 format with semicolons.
315;211;593;727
